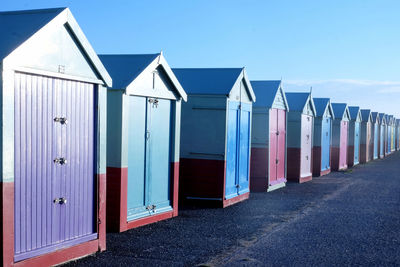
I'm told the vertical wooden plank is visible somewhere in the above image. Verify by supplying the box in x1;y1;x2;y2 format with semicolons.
269;109;278;183
14;72;21;254
276;109;286;179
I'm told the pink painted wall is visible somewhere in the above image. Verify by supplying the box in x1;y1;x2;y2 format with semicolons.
276;110;286;180
269;109;278;183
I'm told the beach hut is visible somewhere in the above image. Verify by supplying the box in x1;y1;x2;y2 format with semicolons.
391;116;396;152
331;103;351;171
173;68;255;207
250;81;289;192
371;112;380;160
360;109;373;163
386;115;393;155
0;8;111;266
99;53;187;232
378;113;386;158
285;92;316;183
348;106;362;167
396;119;400;151
312;98;334;177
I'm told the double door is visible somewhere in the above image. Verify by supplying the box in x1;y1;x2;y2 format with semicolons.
300;115;313;177
268;109;286;184
354;122;360;164
380;126;385;156
321;117;331;171
126;96;172;221
373;124;378;158
14;73;96;261
226;101;251;199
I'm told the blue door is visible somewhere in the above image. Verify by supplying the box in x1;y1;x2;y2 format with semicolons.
226;101;251;199
387;126;391;152
321;117;331;171
354;122;360;164
127;96;172;221
373;124;378;159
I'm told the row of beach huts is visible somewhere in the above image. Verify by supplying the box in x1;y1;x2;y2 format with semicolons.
0;8;399;267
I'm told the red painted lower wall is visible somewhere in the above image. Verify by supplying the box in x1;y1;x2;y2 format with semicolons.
287;147;301;182
2;173;106;267
331;147;340;171
312;146;322;177
250;147;268;192
347;145;355;167
222;192;250;208
107;163;179;233
106;167;128;232
360;144;369;163
179;158;225;200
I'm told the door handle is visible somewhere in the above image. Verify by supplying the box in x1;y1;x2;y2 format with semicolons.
53;197;67;204
54;117;68;125
54;157;67;165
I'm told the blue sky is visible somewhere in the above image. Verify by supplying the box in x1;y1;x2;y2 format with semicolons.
2;0;400;116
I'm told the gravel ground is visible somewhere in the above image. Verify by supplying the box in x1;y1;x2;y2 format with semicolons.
66;151;400;266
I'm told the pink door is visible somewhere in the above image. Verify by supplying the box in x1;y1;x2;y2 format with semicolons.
339;121;348;168
269;109;278;183
300;115;313;177
276;110;286;180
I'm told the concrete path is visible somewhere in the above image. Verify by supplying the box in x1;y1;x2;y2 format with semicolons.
67;151;400;266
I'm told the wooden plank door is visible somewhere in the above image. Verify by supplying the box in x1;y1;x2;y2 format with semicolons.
238;103;251;194
300;115;312;177
321;117;331;171
354;122;360;164
14;73;95;262
268;109;278;184
276;110;286;180
225;101;239;199
339;121;348;168
127;96;172;221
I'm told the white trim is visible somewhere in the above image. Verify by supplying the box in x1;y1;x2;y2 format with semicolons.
10;66;104;85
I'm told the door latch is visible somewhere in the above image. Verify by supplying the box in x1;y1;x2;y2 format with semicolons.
276;159;279;164
54;157;67;165
276;131;280;135
235;184;240;188
54;117;68;125
53;197;67;204
146;205;157;212
148;98;159;108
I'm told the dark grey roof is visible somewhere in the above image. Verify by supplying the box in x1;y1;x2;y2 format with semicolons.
0;8;65;61
99;54;159;89
250;80;287;108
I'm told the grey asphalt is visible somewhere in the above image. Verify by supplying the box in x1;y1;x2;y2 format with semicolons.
67;151;400;266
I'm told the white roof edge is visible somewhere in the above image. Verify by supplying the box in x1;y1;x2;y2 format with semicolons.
277;81;289;111
64;9;112;87
230;68;256;102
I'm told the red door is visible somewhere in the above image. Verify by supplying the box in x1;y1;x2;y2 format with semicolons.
276;110;286;180
269;109;278;184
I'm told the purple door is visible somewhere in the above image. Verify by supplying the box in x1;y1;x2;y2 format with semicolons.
300;115;312;177
14;73;96;261
339;121;348;169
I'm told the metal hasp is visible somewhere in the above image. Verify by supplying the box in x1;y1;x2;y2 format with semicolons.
174;68;255;208
100;53;187;232
0;7;112;266
285;92;316;183
249;80;289;192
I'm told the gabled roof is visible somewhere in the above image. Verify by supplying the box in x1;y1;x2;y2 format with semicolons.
0;8;111;86
371;112;379;123
285;92;316;116
99;54;159;89
387;115;394;125
172;68;255;102
348;106;362;122
250;80;288;110
379;113;386;124
360;109;372;122
313;97;334;119
100;53;187;100
331;103;351;120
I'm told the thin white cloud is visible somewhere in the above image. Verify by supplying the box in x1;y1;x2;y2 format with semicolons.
284;79;400;87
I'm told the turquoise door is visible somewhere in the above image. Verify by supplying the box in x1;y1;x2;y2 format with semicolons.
354;122;360;164
226;101;251;199
127;96;172;221
321;117;331;171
